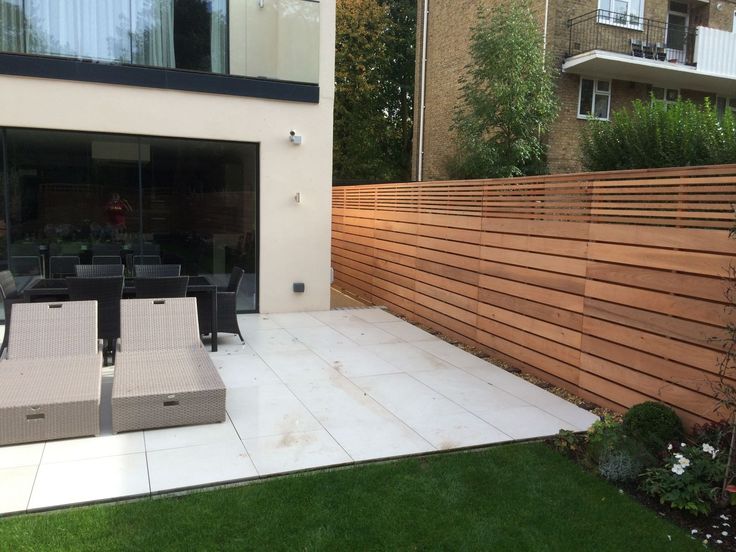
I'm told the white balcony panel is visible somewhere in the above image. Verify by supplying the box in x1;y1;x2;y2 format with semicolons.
563;49;736;95
694;26;736;77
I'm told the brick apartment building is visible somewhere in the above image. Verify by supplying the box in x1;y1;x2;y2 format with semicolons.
412;0;736;178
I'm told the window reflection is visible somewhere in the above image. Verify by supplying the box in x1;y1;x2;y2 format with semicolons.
0;0;319;83
2;128;258;312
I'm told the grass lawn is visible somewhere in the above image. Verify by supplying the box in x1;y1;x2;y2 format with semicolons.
0;442;700;551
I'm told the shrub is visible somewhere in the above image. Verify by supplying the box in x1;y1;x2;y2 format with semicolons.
641;442;726;515
623;402;683;455
585;414;654;473
599;450;644;482
581;97;736;171
693;420;733;452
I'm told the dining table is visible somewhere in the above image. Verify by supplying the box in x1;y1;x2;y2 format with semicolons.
22;275;219;352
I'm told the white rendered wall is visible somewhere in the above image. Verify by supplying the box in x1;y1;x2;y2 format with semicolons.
0;5;335;314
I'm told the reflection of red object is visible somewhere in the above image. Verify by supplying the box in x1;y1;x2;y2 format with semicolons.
106;199;127;228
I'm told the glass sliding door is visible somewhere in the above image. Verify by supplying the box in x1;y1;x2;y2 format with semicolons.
140;136;258;311
4;129;140;284
0;128;258;315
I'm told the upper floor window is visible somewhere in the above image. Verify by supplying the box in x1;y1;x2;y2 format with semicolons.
578;78;611;120
598;0;644;29
0;0;320;84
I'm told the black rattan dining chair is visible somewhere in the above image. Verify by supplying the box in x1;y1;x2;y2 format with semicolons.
0;270;27;358
66;276;124;361
92;255;123;265
134;264;181;278
135;276;189;299
49;255;80;278
196;267;245;343
75;264;125;277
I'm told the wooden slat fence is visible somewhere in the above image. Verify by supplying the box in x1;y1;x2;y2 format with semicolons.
332;164;736;428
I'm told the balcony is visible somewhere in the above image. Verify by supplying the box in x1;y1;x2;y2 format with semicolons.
564;9;736;96
0;0;320;99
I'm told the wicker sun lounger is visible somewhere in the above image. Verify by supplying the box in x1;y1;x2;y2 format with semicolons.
0;301;102;446
111;297;226;433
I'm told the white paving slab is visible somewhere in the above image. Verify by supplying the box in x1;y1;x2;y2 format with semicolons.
227;384;323;439
475;406;580;440
211;352;282;389
0;466;37;514
28;453;149;510
245;329;309;355
42;433;145;464
0;306;599;514
244;429;351;475
0;443;44;469
147;441;257;492
365;342;457;373
373;321;438;342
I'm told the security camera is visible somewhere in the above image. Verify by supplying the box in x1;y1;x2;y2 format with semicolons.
289;130;296;136
289;130;303;145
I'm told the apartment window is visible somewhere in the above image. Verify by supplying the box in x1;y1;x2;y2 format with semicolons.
578;78;611;120
598;0;644;28
652;87;679;107
716;97;736;119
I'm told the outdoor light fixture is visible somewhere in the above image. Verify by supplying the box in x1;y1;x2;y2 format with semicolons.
294;192;302;204
289;130;303;145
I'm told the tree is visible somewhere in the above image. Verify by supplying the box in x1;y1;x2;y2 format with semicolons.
449;0;558;179
333;0;415;182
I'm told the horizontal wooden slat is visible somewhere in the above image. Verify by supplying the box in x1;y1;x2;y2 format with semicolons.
333;164;736;427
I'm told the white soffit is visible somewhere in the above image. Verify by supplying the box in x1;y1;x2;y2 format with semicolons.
563;50;736;96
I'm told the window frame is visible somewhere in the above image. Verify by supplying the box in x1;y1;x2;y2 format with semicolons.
577;77;612;121
651;87;680;107
597;0;645;30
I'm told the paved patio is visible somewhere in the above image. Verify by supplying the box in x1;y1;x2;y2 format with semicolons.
0;307;598;515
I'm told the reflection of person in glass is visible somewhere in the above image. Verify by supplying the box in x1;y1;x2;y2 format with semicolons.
105;192;132;238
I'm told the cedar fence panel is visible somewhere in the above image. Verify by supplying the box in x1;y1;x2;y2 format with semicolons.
332;164;736;429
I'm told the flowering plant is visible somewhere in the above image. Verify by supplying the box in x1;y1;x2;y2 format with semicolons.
641;442;726;515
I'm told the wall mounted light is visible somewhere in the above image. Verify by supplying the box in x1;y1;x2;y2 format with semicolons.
294;192;302;204
289;130;303;145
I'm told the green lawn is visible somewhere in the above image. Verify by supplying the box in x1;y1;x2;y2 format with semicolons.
0;443;699;551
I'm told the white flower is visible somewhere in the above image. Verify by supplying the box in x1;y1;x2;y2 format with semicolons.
691;529;698;534
674;453;684;460
720;514;730;520
672;464;685;475
723;531;729;536
667;443;673;450
717;540;723;544
703;443;715;454
678;457;691;468
681;442;687;448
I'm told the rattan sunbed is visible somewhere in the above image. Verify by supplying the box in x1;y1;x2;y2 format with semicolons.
111;297;226;433
0;301;102;446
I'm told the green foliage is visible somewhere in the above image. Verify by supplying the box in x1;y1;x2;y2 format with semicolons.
586;414;653;471
623;401;684;455
333;0;415;182
599;450;644;482
641;443;726;515
552;429;585;456
581;97;736;171
448;0;558;179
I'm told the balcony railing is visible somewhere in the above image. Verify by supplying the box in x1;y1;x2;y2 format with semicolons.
567;10;696;66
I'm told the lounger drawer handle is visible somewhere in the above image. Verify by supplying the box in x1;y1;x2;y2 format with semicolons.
48;304;63;309
153;300;166;305
163;400;179;407
26;413;45;421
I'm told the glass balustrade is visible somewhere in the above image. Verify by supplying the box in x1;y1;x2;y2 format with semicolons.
0;0;319;84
